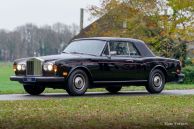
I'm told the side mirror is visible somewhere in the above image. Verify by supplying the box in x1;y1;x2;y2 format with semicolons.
110;51;117;56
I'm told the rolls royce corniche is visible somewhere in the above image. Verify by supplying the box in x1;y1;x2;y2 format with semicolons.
10;37;184;96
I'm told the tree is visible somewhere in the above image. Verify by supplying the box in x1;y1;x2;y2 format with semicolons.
154;0;194;63
0;23;79;61
88;0;194;62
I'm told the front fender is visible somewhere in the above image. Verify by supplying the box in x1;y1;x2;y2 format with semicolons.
66;66;93;83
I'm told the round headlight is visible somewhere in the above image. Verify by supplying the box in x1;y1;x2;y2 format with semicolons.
43;64;48;71
21;64;26;71
17;64;22;71
43;63;53;71
47;64;53;71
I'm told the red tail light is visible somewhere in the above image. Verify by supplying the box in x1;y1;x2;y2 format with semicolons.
176;61;182;74
176;69;180;74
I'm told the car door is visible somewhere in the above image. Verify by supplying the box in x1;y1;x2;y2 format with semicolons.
107;41;145;81
93;41;146;81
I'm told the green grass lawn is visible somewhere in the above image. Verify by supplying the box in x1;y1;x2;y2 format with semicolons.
0;96;193;129
0;62;194;94
0;62;24;94
1;62;194;129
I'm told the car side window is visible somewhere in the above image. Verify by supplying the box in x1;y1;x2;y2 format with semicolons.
128;42;141;57
102;43;109;55
109;41;129;56
109;41;140;57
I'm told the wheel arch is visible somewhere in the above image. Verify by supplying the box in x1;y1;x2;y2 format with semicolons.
67;66;93;84
150;65;168;82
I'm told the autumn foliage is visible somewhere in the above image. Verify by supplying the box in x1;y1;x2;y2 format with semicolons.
85;0;194;62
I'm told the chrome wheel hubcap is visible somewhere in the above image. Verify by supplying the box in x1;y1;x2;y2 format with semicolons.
74;75;85;90
153;75;162;87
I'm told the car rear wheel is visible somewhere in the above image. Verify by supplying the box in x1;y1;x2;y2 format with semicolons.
66;69;89;96
106;86;122;94
146;69;165;94
23;85;45;95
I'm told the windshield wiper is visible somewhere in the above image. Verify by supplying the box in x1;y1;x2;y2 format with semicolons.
69;52;97;56
62;51;70;54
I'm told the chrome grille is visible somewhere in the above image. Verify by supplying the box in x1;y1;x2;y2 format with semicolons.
26;58;42;76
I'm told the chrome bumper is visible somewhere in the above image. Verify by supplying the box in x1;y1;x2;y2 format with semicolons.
177;73;185;83
10;76;65;83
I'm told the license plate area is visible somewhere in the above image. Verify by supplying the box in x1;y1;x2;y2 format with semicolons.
23;77;36;82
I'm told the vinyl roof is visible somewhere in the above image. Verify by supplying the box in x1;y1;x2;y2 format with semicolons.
74;37;144;43
74;37;155;57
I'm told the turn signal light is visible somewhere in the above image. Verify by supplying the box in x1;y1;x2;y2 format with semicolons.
13;64;17;72
53;65;57;72
63;72;68;76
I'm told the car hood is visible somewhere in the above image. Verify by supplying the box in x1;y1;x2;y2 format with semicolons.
14;53;94;64
38;54;80;62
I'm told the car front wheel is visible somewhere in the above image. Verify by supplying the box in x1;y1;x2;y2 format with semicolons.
23;85;45;95
66;69;89;96
106;86;122;94
146;69;165;94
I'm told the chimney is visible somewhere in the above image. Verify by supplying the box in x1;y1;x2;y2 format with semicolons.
80;8;84;31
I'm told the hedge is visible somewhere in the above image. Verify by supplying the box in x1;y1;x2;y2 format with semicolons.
182;65;194;84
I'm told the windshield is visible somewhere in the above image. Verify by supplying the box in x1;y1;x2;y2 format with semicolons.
63;40;106;56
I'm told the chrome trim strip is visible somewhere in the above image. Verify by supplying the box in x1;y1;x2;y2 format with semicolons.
93;80;147;83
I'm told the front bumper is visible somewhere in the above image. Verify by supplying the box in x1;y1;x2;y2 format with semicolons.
10;76;65;83
176;73;185;83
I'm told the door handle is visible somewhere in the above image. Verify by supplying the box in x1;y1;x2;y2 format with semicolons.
126;59;134;63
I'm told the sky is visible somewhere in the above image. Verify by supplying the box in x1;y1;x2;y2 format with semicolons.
0;0;100;30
